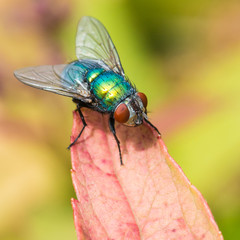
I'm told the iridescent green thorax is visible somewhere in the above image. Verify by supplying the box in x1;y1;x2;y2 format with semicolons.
89;71;134;111
86;68;105;83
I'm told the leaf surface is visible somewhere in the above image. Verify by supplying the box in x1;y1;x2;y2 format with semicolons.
71;109;223;240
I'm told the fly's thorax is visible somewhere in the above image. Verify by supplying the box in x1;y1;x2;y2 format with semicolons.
114;93;148;126
86;68;105;83
90;71;134;111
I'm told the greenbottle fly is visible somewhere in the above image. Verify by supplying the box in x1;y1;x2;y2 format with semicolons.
14;16;160;165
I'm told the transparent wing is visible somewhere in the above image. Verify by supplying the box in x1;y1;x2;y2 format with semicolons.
76;16;125;76
14;64;92;102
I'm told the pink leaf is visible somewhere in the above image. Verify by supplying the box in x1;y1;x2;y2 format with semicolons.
70;109;223;240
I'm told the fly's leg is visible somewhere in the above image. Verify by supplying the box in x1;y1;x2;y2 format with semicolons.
144;118;161;136
109;115;123;165
67;105;87;149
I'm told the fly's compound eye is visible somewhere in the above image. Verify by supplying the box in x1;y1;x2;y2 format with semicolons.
137;92;148;108
114;103;130;123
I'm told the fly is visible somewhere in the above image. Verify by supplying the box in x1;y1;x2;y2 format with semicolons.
14;16;160;165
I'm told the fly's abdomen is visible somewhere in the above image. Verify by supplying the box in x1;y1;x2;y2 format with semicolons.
90;71;134;111
62;60;105;87
62;61;89;85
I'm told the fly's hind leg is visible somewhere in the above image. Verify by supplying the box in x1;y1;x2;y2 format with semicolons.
109;115;123;165
67;104;87;149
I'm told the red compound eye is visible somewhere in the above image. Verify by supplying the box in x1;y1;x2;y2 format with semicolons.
137;92;148;108
114;103;130;123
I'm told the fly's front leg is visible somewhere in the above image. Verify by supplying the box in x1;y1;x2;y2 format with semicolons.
109;115;123;165
67;104;87;149
144;118;161;136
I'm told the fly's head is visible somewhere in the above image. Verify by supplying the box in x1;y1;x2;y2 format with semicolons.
114;92;148;126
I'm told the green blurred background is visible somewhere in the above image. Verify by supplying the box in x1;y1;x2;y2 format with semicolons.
1;0;240;239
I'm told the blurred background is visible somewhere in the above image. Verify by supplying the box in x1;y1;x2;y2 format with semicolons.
1;0;240;239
